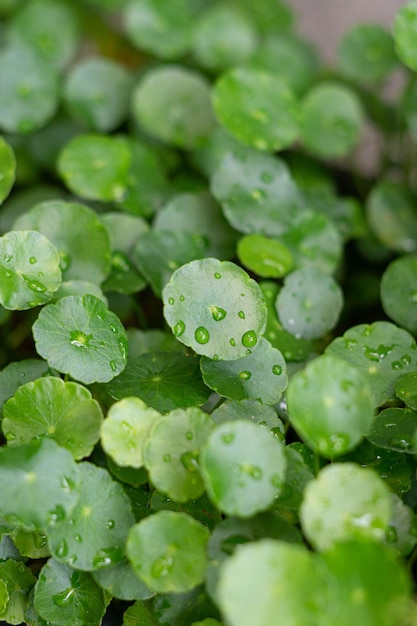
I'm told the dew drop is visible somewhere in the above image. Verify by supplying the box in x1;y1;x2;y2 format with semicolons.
5;431;16;441
239;371;252;380
272;364;282;375
222;432;235;445
106;519;115;529
174;320;185;337
56;539;68;558
210;306;227;321
151;555;174;579
53;588;75;608
391;361;403;371
3;253;12;262
242;330;257;348
110;324;118;333
4;270;11;277
214;272;221;279
401;354;412;366
180;295;185;301
92;547;121;568
390;437;410;451
70;330;92;348
118;340;127;359
247;465;263;480
180;450;199;472
74;534;83;543
213;354;219;360
230;338;236;346
27;279;47;293
29;256;37;264
168;297;175;305
163;454;172;463
185;431;193;441
238;310;245;319
195;326;210;344
110;360;117;372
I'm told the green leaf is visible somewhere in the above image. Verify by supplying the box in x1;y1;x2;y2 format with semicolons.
200;338;288;405
0;559;36;625
237;234;293;278
144;407;214;502
274;446;315;513
276;267;343;339
212;67;299;152
152;586;220;626
34;558;106;626
366;407;417;454
366;181;417;252
127;328;185;357
395;371;417;409
325;321;417;407
94;558;154;601
200;420;287;517
381;255;417;334
338;24;398;84
123;0;196;59
32;294;128;384
210;147;306;237
286;354;375;457
0;44;60;133
132;66;215;149
107;352;210;413
150;490;221;531
217;540;325;626
0;230;61;310
2;377;103;459
64;56;132;132
51;279;107;304
47;462;135;571
163;258;267;360
0;438;80;530
300;82;364;158
126;511;210;593
7;0;80;70
300;463;392;550
0;358;54;416
11;527;50;559
0;136;15;204
57;134;131;202
211;398;284;438
101;397;161;468
192;5;257;71
394;1;417;72
122;600;160;626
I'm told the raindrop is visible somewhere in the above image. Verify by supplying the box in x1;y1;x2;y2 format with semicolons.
241;330;257;348
163;454;172;462
92;548;121;568
180;295;185;301
390;437;410;451
70;330;92;348
251;188;267;203
210;306;227;321
238;311;245;319
185;431;193;441
29;256;37;264
230;338;236;346
180;450;199;472
106;519;115;529
214;272;221;279
3;253;12;262
391;361;403;370
247;465;263;480
272;364;282;375
222;432;235;445
53;588;75;608
56;539;68;558
110;324;118;333
151;555;174;579
5;431;16;441
195;326;210;344
174;320;185;337
239;371;252;380
110;360;117;372
401;354;412;365
118;340;127;358
168;297;175;305
27;279;47;293
74;534;83;543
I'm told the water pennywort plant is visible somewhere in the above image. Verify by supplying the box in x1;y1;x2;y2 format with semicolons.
1;0;417;624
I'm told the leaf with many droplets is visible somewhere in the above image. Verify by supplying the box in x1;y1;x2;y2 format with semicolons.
2;377;103;459
163;258;267;360
325;321;417;407
63;57;133;132
211;399;284;439
57;134;131;202
0;136;15;204
200;420;287;517
286;354;375;458
0;438;80;530
210;147;306;237
0;559;36;625
32;294;128;384
395;371;417;410
338;24;398;84
34;559;106;626
93;557;154;602
133;230;208;297
47;462;135;571
300;82;364;158
132;66;215;149
106;352;210;413
237;234;293;278
276;267;343;340
394;1;417;72
366;407;417;454
212;67;299;152
300;463;392;551
0;230;61;310
0;44;60;134
144;407;214;502
0;358;54;416
200;338;287;405
126;511;210;593
101;397;161;468
381;255;417;334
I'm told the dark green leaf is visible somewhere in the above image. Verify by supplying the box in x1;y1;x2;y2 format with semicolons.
366;407;417;454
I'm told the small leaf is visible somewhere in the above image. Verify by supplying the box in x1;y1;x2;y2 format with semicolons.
237;234;293;278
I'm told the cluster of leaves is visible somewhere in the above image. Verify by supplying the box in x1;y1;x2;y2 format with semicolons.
1;0;417;624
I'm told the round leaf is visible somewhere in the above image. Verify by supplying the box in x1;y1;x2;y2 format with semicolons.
300;463;392;550
0;230;61;310
237;234;293;278
381;255;417;334
163;258;267;360
276;267;343;339
286;354;375;458
395;371;417;410
0;438;80;530
32;294;128;384
0;136;15;204
394;1;417;72
47;462;135;571
338;24;398;84
126;511;210;593
14;200;112;284
212;67;299;152
57;134;131;202
200;420;287;517
2;377;103;459
101;397;161;468
300;82;364;158
200;338;288;405
366;407;417;454
92;558;153;601
143;407;214;502
0;358;54;416
132;66;215;149
211;399;284;437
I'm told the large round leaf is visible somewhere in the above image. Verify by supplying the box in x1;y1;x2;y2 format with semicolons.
200;420;287;517
92;558;153;602
163;258;267;360
32;294;128;384
126;511;210;593
380;255;417;334
2;377;103;459
212;67;299;152
0;230;61;310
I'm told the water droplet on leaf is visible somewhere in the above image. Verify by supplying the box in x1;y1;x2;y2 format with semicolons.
214;272;221;279
238;311;245;319
195;326;210;344
29;256;37;264
210;305;227;321
174;320;185;337
229;338;236;346
110;360;117;372
163;454;172;463
56;539;68;557
26;279;46;293
152;555;174;579
222;432;235;445
180;450;199;472
168;297;175;305
272;365;282;375
242;330;257;348
53;588;75;608
239;371;252;380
